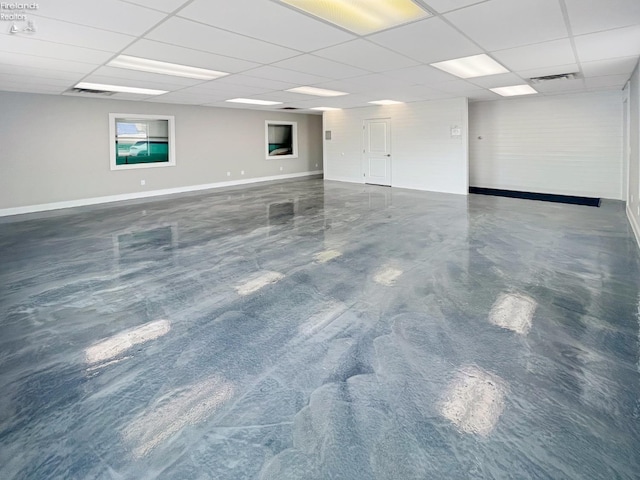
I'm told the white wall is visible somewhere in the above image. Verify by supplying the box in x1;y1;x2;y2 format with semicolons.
626;60;640;246
323;97;469;195
0;92;323;215
469;91;623;199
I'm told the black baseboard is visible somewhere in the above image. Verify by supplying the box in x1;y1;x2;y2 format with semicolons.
469;187;601;207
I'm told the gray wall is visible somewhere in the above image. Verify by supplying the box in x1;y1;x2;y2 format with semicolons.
0;92;323;211
627;60;640;245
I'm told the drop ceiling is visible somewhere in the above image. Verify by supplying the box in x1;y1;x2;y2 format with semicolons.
0;0;638;112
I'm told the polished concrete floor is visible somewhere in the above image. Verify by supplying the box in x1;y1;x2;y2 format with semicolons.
1;178;639;479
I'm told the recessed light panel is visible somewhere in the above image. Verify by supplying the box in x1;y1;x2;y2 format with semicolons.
310;107;342;111
74;82;167;95
490;85;538;96
108;55;229;80
226;98;283;105
280;0;431;35
287;86;349;97
430;54;509;79
368;99;404;105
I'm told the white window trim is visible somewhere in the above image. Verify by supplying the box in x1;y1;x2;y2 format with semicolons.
109;113;176;170
265;120;298;160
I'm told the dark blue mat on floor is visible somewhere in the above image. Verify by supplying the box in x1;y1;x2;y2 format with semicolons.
469;187;601;207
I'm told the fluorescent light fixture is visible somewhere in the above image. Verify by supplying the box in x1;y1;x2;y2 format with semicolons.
368;99;404;105
74;82;167;95
279;0;431;35
226;98;283;105
430;54;509;79
287;86;348;97
490;84;538;96
310;107;342;111
107;55;229;80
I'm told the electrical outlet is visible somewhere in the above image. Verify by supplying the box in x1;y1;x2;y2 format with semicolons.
315;163;318;168
140;180;145;186
227;171;231;177
241;170;245;175
280;166;283;171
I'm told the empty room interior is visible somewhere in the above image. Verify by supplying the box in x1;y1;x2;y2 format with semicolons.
2;0;640;478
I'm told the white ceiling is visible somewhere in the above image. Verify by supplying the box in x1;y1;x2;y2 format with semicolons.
0;0;638;113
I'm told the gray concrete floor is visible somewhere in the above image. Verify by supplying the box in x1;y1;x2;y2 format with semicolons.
1;178;639;479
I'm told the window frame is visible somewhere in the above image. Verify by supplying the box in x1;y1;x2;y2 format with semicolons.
109;113;176;171
265;120;298;160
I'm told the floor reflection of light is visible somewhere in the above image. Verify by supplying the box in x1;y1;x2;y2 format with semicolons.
489;292;537;335
235;271;284;296
122;376;234;458
373;266;403;286
298;301;348;337
85;319;171;365
440;366;507;436
313;249;342;264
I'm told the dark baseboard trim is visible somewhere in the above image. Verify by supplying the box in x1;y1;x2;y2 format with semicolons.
469;187;601;207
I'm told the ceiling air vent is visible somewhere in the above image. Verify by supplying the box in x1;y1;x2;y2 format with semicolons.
67;87;116;96
279;107;299;110
528;73;579;83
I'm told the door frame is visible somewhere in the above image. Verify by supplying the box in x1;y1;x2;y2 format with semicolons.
362;117;392;186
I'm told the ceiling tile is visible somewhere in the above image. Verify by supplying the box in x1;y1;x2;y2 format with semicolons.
0;73;71;88
533;78;586;93
145;17;300;64
271;55;369;80
246;90;319;102
0;51;97;74
143;91;212;104
423;0;489;14
179;81;276;97
178;0;355;51
564;0;640;36
0;35;113;64
369;84;453;102
33;0;166;36
314;40;419;73
574;25;640;62
89;66;204;87
581;56;639;77
240;65;330;86
432;79;486;94
81;73;186;92
383;65;458;85
0;82;66;94
122;39;259;73
294;93;372;108
368;17;483;64
212;74;297;91
123;0;192;13
0;16;134;52
468;72;526;88
314;73;413;94
467;90;502;101
491;39;576;72
445;0;568;51
583;74;631;89
0;63;86;81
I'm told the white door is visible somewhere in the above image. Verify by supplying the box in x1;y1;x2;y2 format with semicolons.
363;118;391;186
